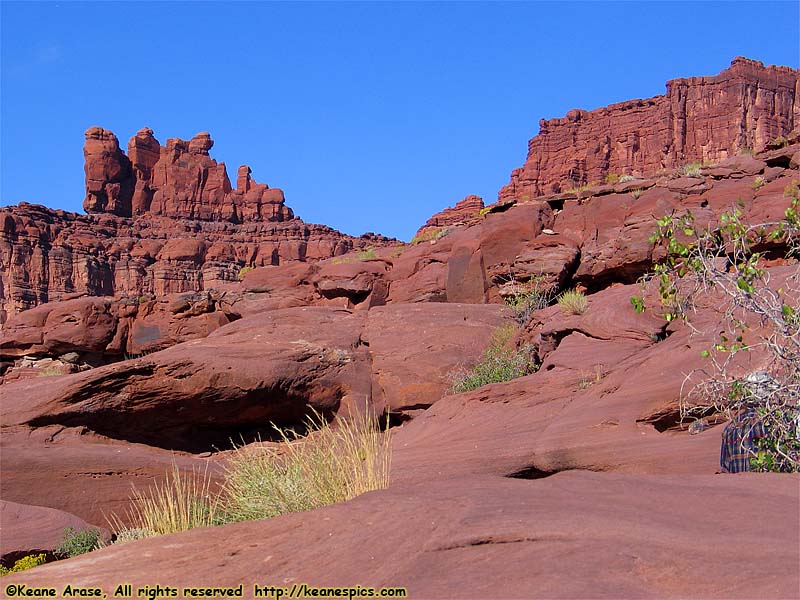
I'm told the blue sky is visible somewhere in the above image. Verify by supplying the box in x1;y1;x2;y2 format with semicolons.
1;1;798;241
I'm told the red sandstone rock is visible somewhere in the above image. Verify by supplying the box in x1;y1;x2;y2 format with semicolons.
499;58;799;202
83;127;134;217
3;473;797;598
414;194;484;239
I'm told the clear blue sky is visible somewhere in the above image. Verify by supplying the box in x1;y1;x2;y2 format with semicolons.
1;1;798;241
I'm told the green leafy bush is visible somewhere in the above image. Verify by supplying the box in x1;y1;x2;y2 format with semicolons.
55;527;101;559
0;554;47;576
558;289;588;315
635;186;800;471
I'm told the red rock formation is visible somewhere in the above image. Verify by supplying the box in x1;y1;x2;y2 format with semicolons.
414;194;484;238
1;127;394;323
499;57;799;201
83;127;134;217
84;128;294;224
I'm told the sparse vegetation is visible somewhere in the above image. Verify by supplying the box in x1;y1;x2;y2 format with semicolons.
604;173;621;185
752;176;766;191
112;410;391;538
219;409;391;523
237;265;255;280
110;463;220;539
772;136;788;148
634;187;800;472
0;554;47;576
504;278;555;325
478;206;492;216
449;325;538;393
630;187;644;200
411;227;449;245
579;364;607;389
618;175;637;183
55;527;102;559
558;289;588;315
677;162;703;177
356;248;377;260
568;181;598;194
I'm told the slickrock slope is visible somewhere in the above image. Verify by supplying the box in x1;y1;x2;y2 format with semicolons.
499;57;799;201
0;128;392;324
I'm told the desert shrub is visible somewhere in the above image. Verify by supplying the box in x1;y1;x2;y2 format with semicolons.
618;175;636;183
632;188;800;472
558;289;588;315
450;325;538;394
752;176;766;191
219;409;391;522
630;187;644;200
604;173;621;185
356;248;377;260
504;279;555;325
237;265;255;280
0;554;47;576
677;162;703;177
55;527;101;559
411;227;449;245
112;528;154;544
110;463;220;539
478;206;492;216
772;136;788;148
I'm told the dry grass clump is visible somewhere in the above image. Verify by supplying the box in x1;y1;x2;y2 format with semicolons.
558;289;588;315
112;409;391;539
109;463;219;539
219;410;391;522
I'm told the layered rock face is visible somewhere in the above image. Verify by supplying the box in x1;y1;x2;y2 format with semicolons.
499;57;799;201
1;128;390;323
84;127;294;223
414;194;484;239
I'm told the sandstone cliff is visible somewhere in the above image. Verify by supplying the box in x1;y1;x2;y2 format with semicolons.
0;128;390;323
499;57;799;201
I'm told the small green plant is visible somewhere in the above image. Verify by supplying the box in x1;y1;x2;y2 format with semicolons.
752;176;766;191
237;265;255;280
785;180;800;199
604;173;621;185
739;147;755;156
478;206;492;216
411;227;449;245
630;187;644;200
449;325;538;393
618;175;636;183
220;408;391;522
55;527;101;559
138;295;150;304
677;162;703;177
0;554;47;576
558;289;588;315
